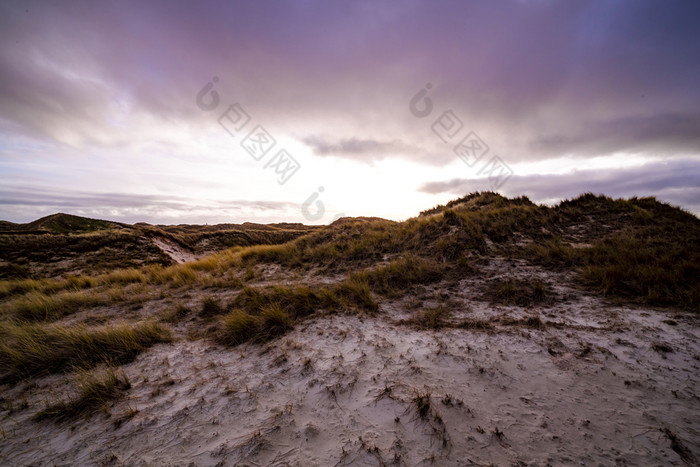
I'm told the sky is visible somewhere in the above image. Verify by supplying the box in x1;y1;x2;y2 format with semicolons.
1;0;699;224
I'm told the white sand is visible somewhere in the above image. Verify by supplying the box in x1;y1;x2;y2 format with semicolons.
1;267;699;465
151;237;199;264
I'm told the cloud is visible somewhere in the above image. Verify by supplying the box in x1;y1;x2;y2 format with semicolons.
0;186;297;224
0;0;699;220
301;135;424;163
418;158;700;214
2;1;699;161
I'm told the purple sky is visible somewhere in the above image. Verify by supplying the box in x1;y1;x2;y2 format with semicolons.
1;0;699;224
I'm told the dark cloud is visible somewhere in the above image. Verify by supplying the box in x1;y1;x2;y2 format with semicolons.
1;0;699;157
0;0;699;219
530;113;700;157
418;158;700;214
301;136;423;163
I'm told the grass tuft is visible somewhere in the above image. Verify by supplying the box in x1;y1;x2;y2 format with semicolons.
200;297;224;317
34;367;131;422
485;278;550;307
413;392;432;420
403;305;451;329
0;321;171;384
217;309;262;346
355;254;443;297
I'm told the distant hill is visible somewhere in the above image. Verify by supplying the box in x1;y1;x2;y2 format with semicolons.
0;213;127;234
0;213;318;280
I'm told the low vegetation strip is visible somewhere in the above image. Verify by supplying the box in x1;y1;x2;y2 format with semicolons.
353;254;444;297
0;321;171;384
33;367;131;422
214;277;378;346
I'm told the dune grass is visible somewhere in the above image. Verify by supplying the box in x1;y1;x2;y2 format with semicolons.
580;232;700;310
403;304;451;329
485;278;550;307
1;283;152;322
240;242;302;268
215;277;379;346
34;366;131;422
199;297;224;317
231;278;378;319
353;254;444;297
0;321;171;384
216;303;293;346
523;238;581;267
520;196;700;310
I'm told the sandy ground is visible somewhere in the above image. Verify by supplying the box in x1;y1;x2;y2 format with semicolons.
151;237;199;264
2;289;699;466
1;255;699;466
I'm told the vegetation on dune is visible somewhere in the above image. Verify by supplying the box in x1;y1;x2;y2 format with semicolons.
34;367;131;422
232;278;379;318
403;304;452;329
522;194;700;311
580;231;700;310
215;277;379;346
0;189;696;418
11;213;123;234
352;254;444;297
0;213;316;281
0;321;171;384
2;284;149;322
485;278;550;307
237;207;485;272
0;230;173;280
1;191;698;329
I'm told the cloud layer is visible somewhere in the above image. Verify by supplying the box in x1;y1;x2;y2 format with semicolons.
1;0;698;222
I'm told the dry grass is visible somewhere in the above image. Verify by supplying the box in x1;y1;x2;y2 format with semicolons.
485;279;550;307
200;297;224;317
33;367;131;422
0;321;171;384
217;309;261;345
402;305;451;329
163;303;191;323
412;392;432;420
231;279;378;319
215;278;378;346
240;242;302;268
523;238;580;267
2;286;143;322
354;254;444;297
216;304;292;346
580;231;700;311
